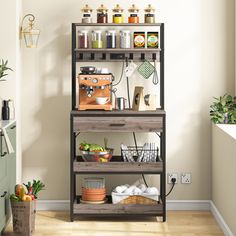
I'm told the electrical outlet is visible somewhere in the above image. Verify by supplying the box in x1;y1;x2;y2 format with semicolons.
181;173;191;184
167;173;178;184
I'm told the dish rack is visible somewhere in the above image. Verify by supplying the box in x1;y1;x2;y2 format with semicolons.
121;144;159;162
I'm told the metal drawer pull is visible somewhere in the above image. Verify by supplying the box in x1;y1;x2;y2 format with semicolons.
0;191;7;198
10;125;16;129
109;123;126;127
1;152;7;157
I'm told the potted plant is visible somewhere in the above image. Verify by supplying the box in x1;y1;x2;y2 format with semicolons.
0;59;13;82
210;94;236;124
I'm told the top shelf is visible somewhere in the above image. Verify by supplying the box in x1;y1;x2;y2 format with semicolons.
73;23;163;27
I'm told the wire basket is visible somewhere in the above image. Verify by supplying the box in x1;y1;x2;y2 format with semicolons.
121;145;159;162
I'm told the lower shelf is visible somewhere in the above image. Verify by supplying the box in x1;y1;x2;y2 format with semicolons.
73;196;163;216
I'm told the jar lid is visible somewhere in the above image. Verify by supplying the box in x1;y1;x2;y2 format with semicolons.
144;4;155;13
112;4;124;13
97;4;108;13
106;30;116;34
120;30;131;33
128;4;139;13
92;30;102;33
78;30;88;34
81;4;93;13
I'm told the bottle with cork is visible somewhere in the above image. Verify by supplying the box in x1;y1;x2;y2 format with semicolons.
144;4;156;24
128;4;140;23
97;4;108;23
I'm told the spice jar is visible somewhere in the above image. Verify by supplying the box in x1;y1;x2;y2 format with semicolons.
92;30;103;49
120;30;131;49
106;30;116;48
144;4;156;24
78;30;89;48
81;4;93;23
97;4;108;23
128;4;140;23
112;4;124;23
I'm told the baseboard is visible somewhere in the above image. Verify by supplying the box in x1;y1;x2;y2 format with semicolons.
37;200;210;211
37;200;70;211
210;201;234;236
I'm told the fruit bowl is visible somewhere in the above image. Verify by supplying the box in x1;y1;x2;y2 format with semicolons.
80;148;114;162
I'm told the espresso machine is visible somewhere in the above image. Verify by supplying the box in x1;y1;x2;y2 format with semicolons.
78;67;113;110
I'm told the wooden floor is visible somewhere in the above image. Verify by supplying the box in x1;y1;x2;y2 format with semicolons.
3;211;223;236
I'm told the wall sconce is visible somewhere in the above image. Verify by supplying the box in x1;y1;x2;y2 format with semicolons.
20;14;40;48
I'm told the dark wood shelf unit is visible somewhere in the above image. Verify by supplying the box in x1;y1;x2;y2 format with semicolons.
70;23;166;222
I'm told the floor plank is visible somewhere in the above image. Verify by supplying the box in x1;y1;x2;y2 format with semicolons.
3;211;223;236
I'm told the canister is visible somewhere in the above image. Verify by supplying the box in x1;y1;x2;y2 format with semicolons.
106;30;116;48
81;4;93;23
120;30;131;48
112;4;124;23
97;4;108;23
78;30;89;48
144;4;155;24
128;4;140;23
92;30;103;49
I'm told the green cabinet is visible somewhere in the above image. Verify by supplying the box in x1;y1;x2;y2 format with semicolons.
0;122;16;234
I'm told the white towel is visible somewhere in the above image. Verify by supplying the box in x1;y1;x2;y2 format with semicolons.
2;127;14;154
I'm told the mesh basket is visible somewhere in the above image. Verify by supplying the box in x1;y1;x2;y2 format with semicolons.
121;145;159;162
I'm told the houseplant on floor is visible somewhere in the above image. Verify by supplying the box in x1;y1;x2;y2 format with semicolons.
210;94;236;124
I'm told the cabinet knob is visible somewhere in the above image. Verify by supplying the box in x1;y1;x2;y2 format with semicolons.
0;191;7;198
1;152;7;157
10;125;16;129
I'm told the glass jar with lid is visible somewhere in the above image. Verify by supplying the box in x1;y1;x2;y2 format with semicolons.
112;4;124;23
92;30;103;49
144;4;155;23
128;4;140;23
97;4;108;23
81;4;93;23
106;30;116;48
78;30;89;48
120;30;131;49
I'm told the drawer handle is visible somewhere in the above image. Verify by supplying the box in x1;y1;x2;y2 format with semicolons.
0;191;7;198
10;125;16;130
1;152;7;157
109;123;126;127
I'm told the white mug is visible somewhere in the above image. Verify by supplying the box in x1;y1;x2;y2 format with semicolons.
96;97;110;105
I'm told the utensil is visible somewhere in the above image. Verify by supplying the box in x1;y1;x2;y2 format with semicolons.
116;97;126;110
152;60;159;85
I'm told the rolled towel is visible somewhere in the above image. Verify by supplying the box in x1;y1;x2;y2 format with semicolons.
133;187;142;195
144;187;159;195
124;186;136;194
137;184;146;193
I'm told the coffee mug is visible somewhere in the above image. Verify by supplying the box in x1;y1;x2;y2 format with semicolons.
96;97;110;105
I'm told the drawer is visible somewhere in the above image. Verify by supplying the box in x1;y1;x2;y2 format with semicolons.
73;116;163;132
0;182;7;233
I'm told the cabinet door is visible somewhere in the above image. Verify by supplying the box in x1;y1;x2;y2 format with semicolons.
6;123;16;194
0;181;7;233
0;131;8;187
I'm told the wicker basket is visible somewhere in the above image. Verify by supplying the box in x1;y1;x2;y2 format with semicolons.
112;192;159;204
119;195;158;205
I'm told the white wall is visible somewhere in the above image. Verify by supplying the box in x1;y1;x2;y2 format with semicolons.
0;0;22;182
21;0;235;200
212;124;236;235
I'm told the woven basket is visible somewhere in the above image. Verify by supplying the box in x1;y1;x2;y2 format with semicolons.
119;195;158;205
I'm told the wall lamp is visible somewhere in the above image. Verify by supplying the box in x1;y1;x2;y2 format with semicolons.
20;14;40;48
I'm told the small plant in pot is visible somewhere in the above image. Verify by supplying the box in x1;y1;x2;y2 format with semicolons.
210;94;236;124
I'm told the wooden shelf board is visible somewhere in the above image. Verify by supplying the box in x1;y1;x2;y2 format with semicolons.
73;23;162;27
71;109;166;117
73;196;163;216
75;48;161;53
73;157;163;174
